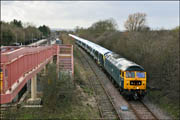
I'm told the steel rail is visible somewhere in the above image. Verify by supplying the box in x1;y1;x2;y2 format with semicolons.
127;100;158;120
77;45;122;120
76;44;159;120
75;46;104;119
140;100;158;120
127;101;142;120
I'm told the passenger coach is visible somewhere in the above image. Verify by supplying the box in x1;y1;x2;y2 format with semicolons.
69;34;147;99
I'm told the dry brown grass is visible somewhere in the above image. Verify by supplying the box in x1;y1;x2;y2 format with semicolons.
76;29;179;118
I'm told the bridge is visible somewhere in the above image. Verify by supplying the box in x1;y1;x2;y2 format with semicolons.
0;40;74;104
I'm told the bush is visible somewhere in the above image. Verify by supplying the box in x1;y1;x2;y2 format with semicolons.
75;28;179;118
41;63;76;113
1;20;47;46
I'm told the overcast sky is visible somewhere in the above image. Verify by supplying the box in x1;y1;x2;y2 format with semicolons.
1;1;179;30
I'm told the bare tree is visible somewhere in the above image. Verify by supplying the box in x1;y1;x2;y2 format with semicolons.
124;12;148;31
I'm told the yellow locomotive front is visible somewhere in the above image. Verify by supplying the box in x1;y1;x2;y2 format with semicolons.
123;71;147;99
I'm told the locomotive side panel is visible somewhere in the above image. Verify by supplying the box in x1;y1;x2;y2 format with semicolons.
104;58;123;88
69;34;147;99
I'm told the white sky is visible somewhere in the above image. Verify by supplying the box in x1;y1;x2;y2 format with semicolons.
1;1;179;30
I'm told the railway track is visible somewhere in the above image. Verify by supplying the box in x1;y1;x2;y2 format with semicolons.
76;46;122;120
128;100;158;120
76;45;159;120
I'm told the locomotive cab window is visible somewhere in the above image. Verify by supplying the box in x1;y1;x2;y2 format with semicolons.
126;71;135;78
136;72;145;78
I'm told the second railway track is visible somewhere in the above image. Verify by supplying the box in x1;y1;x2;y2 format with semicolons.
76;45;159;120
76;46;122;120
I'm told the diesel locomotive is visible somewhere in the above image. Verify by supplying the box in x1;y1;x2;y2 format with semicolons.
69;34;147;99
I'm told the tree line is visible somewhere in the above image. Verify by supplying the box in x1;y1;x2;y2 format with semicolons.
73;12;179;119
1;19;51;46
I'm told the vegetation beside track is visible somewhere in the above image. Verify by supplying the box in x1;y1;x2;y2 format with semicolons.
94;30;179;119
68;19;179;119
4;35;99;119
1;19;50;45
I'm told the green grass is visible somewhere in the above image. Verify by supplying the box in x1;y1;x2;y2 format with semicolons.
81;86;94;96
148;91;179;119
5;61;99;119
9;98;98;119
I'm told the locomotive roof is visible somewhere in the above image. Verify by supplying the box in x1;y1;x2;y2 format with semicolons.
69;34;144;71
69;34;111;55
105;52;144;71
